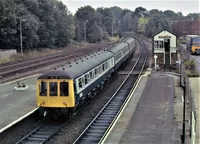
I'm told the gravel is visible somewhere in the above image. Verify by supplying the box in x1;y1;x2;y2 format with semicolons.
0;113;42;144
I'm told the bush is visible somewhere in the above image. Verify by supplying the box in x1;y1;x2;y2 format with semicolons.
184;59;199;77
184;60;196;70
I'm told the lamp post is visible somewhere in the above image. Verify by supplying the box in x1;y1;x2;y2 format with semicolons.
154;55;157;71
118;20;121;34
112;21;115;37
84;20;88;46
20;19;26;56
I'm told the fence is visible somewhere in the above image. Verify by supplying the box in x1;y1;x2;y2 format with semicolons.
0;50;17;61
179;46;197;144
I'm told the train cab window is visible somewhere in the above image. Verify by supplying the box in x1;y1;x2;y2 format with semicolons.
60;82;69;96
78;78;82;88
49;82;58;96
40;81;47;96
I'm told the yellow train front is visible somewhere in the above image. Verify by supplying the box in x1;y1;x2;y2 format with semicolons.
36;71;75;117
36;37;136;118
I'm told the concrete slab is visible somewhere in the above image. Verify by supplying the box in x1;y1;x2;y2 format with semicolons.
0;75;38;130
104;75;148;144
104;72;182;144
189;77;200;143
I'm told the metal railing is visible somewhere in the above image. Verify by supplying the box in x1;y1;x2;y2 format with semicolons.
179;45;197;144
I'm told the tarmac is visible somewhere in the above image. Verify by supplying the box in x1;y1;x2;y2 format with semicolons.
104;71;182;144
0;75;38;131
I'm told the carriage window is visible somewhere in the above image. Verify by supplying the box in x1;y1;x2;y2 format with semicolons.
78;78;82;88
90;71;93;79
98;66;102;73
85;75;88;84
60;82;69;96
40;81;47;96
49;82;57;96
102;64;105;71
95;68;97;77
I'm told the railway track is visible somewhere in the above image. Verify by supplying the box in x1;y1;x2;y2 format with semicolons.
0;41;123;83
3;38;147;144
16;122;64;144
73;40;147;144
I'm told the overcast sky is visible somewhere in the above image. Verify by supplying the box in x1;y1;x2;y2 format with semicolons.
62;0;200;16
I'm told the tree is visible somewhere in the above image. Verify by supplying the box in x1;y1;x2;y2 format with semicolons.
88;22;103;43
185;13;200;20
75;6;98;41
97;7;114;35
137;17;148;34
109;6;122;20
135;6;148;17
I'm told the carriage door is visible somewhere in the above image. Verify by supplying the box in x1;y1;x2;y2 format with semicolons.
164;39;170;70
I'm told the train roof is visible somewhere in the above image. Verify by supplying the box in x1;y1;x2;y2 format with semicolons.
125;37;135;44
38;50;113;79
108;42;128;54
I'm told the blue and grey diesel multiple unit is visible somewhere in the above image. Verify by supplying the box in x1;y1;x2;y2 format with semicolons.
36;37;136;117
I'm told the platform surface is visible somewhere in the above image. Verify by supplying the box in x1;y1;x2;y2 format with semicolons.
105;72;181;144
0;76;38;130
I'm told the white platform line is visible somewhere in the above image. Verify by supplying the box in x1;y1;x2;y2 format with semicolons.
101;75;147;143
0;74;40;86
0;107;39;134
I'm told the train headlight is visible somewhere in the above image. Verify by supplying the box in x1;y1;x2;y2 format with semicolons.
40;101;45;106
63;101;67;107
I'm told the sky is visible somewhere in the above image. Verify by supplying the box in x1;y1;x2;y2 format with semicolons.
62;0;200;16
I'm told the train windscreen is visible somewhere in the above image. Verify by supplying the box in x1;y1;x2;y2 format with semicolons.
60;82;69;96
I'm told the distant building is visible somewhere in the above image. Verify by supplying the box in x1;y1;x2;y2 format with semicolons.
171;20;200;36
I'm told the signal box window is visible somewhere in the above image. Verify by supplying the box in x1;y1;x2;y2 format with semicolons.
49;82;57;96
60;82;69;96
40;81;47;96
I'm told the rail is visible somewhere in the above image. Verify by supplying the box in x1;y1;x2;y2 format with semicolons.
73;39;148;144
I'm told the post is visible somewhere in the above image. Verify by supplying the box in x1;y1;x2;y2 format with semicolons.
84;21;86;46
181;77;186;144
118;20;120;34
180;60;182;86
112;21;114;37
84;20;88;46
20;20;23;56
154;55;157;71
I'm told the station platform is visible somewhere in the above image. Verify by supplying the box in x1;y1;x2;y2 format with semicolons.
0;75;38;131
103;71;182;144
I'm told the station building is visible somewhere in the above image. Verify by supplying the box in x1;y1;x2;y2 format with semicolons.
152;29;178;71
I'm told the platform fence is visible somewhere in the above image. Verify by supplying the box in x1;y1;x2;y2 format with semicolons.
179;45;197;144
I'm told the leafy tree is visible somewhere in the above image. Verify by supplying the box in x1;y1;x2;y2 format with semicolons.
137;17;148;34
75;5;98;42
135;6;148;17
109;6;122;20
185;13;200;20
88;22;103;43
97;7;114;35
